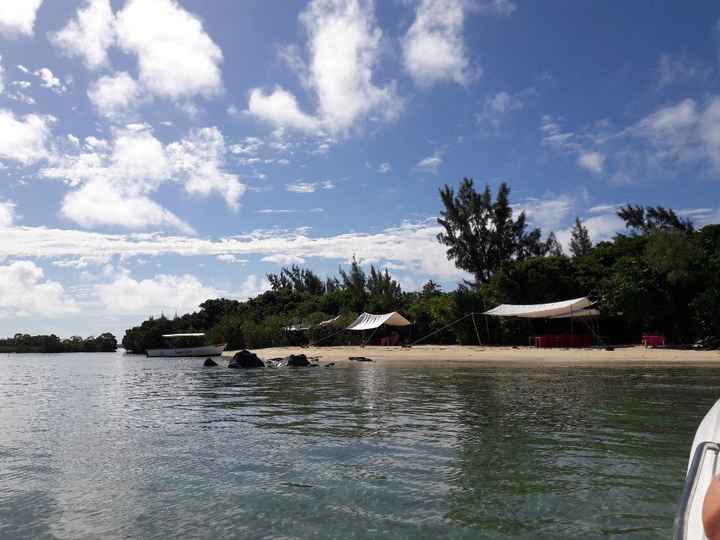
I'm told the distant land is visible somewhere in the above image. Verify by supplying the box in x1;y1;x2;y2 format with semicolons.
0;333;118;354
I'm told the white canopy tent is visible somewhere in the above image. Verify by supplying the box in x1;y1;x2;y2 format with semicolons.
482;297;594;319
346;312;411;331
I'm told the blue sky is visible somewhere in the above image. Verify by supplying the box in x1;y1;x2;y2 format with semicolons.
1;0;719;338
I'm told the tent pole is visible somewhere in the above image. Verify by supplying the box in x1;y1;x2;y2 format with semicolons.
471;313;482;346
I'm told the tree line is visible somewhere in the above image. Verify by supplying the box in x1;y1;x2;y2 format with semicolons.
0;333;118;353
122;178;720;353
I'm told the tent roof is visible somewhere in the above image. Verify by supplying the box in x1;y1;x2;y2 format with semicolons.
162;333;205;338
483;297;593;319
549;308;600;319
346;312;411;331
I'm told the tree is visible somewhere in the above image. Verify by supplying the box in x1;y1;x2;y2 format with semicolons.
569;217;592;257
544;232;564;257
437;179;544;285
617;205;694;234
421;280;442;297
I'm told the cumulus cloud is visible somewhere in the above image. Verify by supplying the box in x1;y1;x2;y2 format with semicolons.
577;151;605;173
87;71;145;119
247;87;320;133
115;0;223;100
0;199;16;227
520;195;574;231
0;1;43;38
34;68;66;93
237;274;271;300
0;260;79;318
95;271;219;315
42;126;244;231
261;254;307;265
167;127;246;209
247;0;401;134
51;0;115;70
0;109;54;164
377;162;390;173
402;0;470;87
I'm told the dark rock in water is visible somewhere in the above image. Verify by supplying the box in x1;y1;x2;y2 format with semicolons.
286;354;310;367
325;362;335;367
228;349;265;369
203;357;218;367
349;356;373;362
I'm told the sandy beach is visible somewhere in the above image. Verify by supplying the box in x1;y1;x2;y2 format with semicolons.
223;344;720;366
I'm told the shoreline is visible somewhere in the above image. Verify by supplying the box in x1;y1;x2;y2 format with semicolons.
222;344;720;366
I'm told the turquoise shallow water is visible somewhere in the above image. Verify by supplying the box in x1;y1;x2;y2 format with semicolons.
0;353;717;539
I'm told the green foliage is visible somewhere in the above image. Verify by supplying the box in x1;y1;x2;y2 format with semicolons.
437;179;546;285
121;182;720;350
0;332;117;353
569;217;592;257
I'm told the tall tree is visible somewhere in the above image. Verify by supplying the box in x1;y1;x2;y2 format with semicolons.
617;205;694;234
569;217;592;257
437;178;544;284
545;232;564;257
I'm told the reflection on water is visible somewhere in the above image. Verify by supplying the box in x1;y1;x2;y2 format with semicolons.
0;353;716;539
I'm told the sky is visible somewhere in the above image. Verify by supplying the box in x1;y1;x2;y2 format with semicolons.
1;0;720;339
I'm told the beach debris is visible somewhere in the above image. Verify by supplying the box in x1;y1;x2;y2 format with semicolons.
604;346;615;351
203;357;218;367
228;350;265;369
287;354;310;367
349;356;373;362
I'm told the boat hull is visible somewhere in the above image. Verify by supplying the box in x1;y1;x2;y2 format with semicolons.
146;344;227;357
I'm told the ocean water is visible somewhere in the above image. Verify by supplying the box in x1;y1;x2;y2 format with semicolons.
0;352;716;539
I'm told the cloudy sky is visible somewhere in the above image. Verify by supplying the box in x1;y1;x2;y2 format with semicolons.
1;0;719;338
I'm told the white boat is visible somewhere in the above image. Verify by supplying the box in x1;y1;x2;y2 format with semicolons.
675;399;720;539
146;333;227;357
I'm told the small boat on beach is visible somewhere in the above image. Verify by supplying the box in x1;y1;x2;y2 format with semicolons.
675;399;720;539
146;333;226;357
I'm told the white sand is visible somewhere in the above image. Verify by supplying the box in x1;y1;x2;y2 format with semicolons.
223;344;720;366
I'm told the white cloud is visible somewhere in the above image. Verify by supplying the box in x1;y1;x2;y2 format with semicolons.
0;199;16;227
520;195;574;232
377;162;390;173
479;91;524;126
0;55;4;94
60;179;194;234
657;53;707;89
0;1;43;38
87;71;145;119
0;261;79;318
577;151;605;173
34;68;66;93
230;136;263;156
0;219;467;280
247;0;401;134
50;0;115;70
237;274;271;300
216;254;247;264
247;87;320;133
261;254;307;265
0;109;54;164
402;0;470;87
416;153;442;173
167;127;246;209
286;180;335;193
42;126;245;230
115;0;223;100
556;212;625;252
700;98;720;171
95;271;219;315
